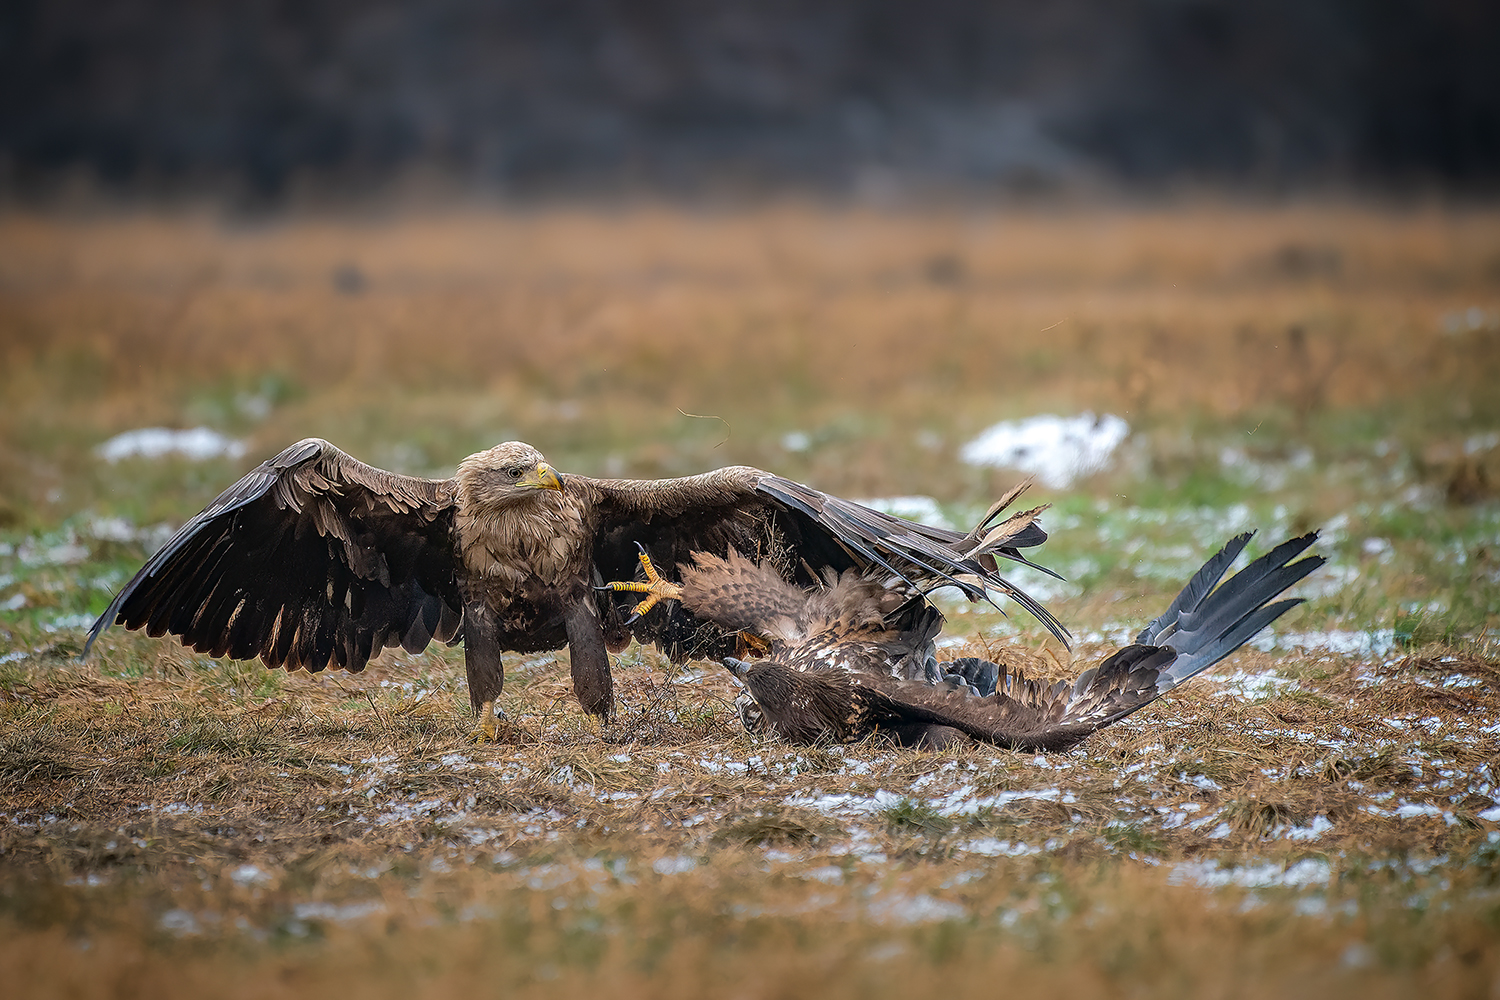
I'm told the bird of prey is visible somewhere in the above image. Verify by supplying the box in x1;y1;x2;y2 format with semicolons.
619;532;1323;751
84;438;1066;739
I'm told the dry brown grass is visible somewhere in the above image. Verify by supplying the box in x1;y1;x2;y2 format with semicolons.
4;634;1500;997
3;202;1500;997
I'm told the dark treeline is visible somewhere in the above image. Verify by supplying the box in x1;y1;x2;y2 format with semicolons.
2;0;1497;199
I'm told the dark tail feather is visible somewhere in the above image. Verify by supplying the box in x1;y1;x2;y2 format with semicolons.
1136;531;1254;645
1071;532;1322;730
1151;532;1324;691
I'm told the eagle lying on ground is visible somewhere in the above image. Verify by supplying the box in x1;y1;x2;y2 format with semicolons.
85;438;1066;739
618;532;1323;751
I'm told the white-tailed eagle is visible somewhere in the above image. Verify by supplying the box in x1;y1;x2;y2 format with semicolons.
85;438;1067;738
617;532;1323;750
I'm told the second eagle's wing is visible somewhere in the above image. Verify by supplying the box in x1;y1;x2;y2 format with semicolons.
851;646;1178;753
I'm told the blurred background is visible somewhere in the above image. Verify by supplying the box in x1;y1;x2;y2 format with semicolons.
2;0;1498;203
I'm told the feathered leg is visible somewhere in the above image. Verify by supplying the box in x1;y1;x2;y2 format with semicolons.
566;596;615;719
462;601;507;742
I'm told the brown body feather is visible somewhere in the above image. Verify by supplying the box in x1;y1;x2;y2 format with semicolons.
88;438;1064;724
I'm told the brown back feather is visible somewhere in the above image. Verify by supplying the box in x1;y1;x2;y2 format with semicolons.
849;645;1177;751
735;644;1182;753
677;550;941;677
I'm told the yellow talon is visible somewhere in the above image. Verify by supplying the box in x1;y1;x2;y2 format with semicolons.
472;700;504;742
737;631;773;658
606;545;683;620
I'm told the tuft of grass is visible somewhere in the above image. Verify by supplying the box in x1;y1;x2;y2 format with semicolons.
882;798;955;837
1101;823;1170;856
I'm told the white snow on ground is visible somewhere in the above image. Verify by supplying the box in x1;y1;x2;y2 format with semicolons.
97;427;247;463
229;864;273;887
1283;815;1335;840
1204;670;1294;698
1167;857;1332;890
1250;629;1399;659
866;893;967;924
785;785;1071;822
653;855;698;875
959;413;1129;489
959;838;1044;857
45;614;96;632
781;431;811;452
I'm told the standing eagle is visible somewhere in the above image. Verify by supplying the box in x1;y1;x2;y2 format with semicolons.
619;532;1323;751
85;438;1066;738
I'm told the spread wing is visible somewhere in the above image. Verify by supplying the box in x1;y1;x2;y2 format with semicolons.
854;646;1178;752
855;530;1327;752
84;438;464;673
576;467;1068;660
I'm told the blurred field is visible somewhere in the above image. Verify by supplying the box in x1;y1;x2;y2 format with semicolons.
3;203;1500;997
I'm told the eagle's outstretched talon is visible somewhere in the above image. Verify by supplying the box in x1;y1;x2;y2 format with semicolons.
604;543;684;620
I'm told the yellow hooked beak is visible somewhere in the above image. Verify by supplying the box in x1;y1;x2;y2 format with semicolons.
521;462;564;492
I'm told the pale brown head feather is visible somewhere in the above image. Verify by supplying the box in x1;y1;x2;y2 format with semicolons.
453;441;583;584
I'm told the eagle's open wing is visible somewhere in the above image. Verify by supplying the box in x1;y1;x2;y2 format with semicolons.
578;466;1069;659
85;438;464;673
858;530;1326;751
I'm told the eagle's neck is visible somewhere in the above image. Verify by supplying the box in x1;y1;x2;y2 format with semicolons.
455;495;586;587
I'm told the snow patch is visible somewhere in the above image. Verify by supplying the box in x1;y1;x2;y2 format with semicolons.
867;893;967;924
294;901;385;923
229;864;273;887
98;427;247;463
960;413;1129;489
1251;629;1398;659
1168;857;1332;889
652;855;697;875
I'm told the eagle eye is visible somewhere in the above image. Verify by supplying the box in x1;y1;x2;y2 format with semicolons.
504;466;524;480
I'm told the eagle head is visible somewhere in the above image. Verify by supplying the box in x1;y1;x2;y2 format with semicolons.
456;441;565;511
723;657;857;744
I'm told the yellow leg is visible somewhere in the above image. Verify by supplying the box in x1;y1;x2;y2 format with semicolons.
603;544;683;621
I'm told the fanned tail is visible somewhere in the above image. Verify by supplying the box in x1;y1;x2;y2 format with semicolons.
1151;531;1324;692
928;531;1325;743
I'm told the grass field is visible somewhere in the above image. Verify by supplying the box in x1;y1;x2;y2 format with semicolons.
2;202;1500;997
